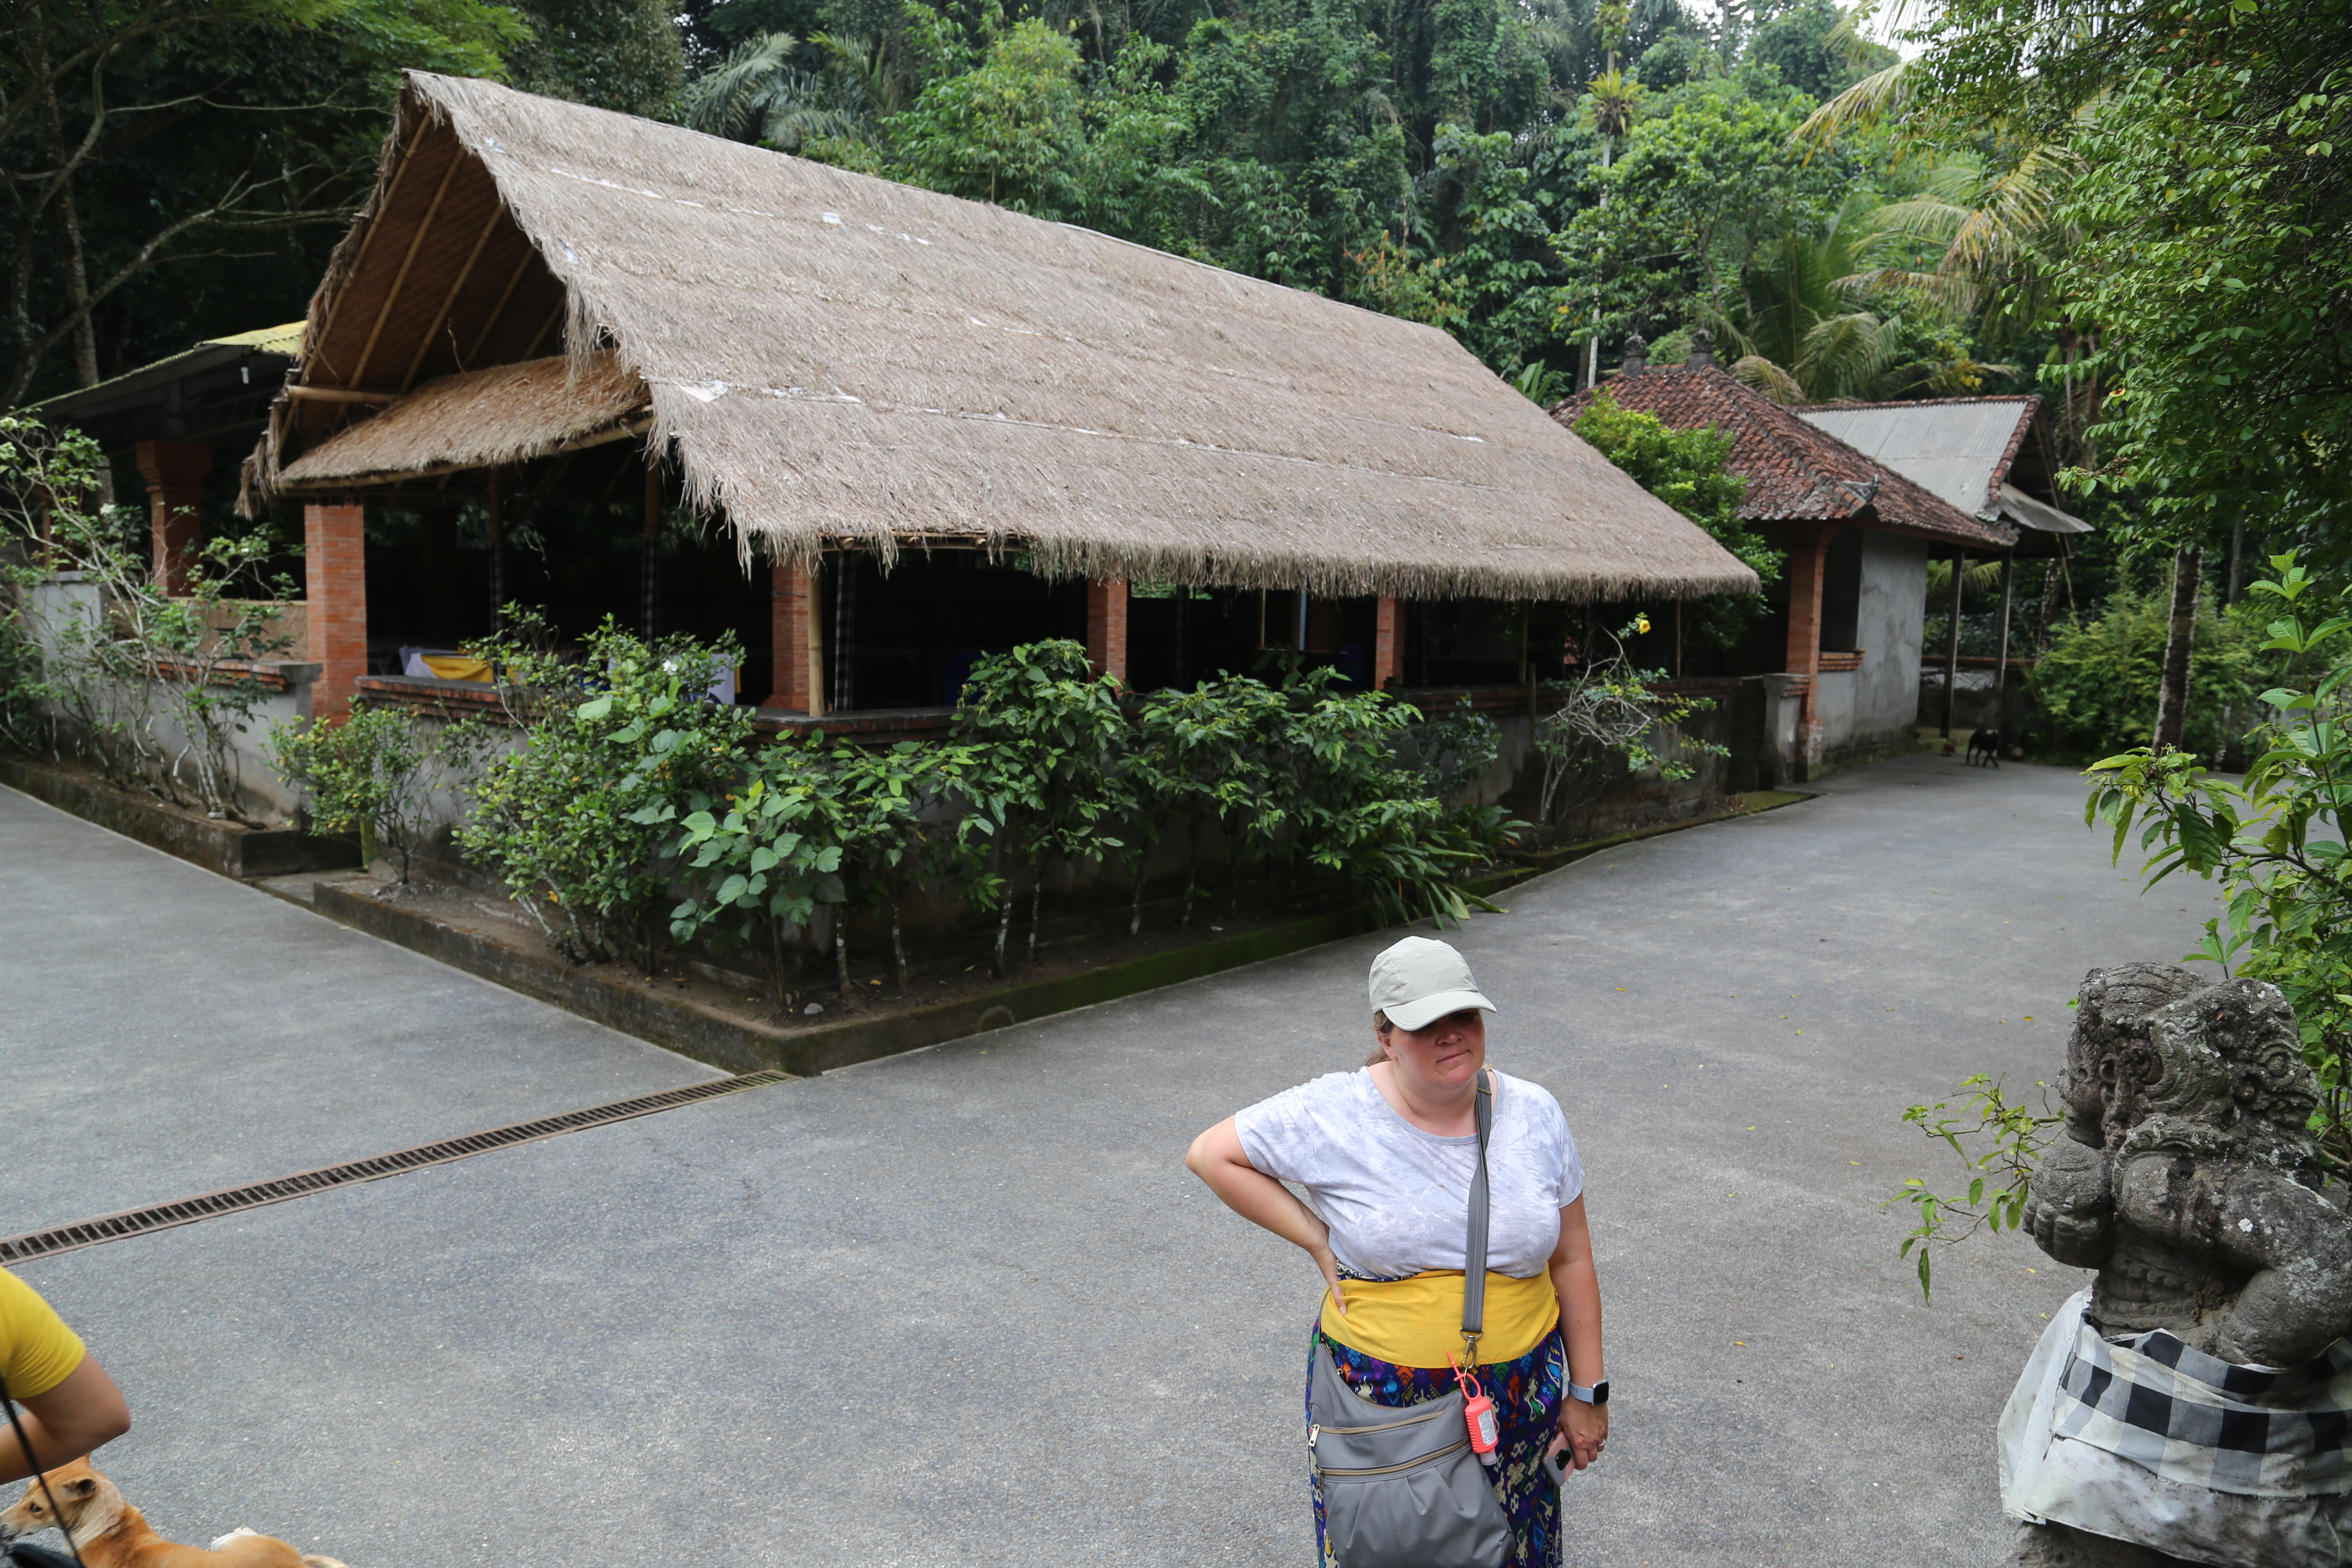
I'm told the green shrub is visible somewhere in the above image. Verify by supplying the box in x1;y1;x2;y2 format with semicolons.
663;730;847;1008
953;639;1133;974
0;416;293;814
267;703;489;882
459;614;751;971
1569;391;1781;651
2030;587;2281;760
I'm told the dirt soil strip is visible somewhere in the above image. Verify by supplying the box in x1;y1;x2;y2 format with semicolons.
287;791;1811;1078
0;1071;793;1265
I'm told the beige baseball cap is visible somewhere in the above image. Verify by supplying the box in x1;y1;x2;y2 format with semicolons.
1369;936;1496;1032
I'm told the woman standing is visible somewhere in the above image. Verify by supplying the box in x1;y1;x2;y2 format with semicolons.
1186;936;1605;1568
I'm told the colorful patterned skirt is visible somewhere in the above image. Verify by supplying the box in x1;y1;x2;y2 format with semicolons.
1307;1323;1567;1567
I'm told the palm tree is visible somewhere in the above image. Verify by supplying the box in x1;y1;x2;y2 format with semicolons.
1710;204;1999;403
1791;52;2093;456
679;31;864;153
1572;67;1643;387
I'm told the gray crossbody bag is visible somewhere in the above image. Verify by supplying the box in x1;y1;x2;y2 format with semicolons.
1306;1069;1511;1568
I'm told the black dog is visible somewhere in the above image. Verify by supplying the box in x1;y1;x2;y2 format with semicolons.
1966;727;2003;766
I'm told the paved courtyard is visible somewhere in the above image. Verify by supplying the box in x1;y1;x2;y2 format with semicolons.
0;756;2220;1567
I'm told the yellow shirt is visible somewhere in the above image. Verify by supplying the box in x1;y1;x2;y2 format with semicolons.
0;1269;86;1400
1320;1270;1559;1369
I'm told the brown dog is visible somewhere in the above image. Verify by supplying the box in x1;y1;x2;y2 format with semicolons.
0;1459;348;1568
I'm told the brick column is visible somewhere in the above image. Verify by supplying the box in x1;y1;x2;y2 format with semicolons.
1782;523;1836;675
135;440;211;595
304;501;368;726
1781;524;1837;779
1374;596;1404;690
1085;578;1128;682
769;557;823;714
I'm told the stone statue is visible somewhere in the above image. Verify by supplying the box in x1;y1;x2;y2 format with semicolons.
2006;963;2352;1568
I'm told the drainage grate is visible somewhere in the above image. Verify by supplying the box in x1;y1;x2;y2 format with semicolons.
0;1070;793;1265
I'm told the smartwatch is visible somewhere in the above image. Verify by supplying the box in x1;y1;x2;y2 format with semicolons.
1568;1379;1609;1406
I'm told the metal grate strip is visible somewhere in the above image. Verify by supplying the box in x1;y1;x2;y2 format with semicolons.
0;1070;792;1265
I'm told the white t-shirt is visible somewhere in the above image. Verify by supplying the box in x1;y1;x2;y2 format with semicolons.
1234;1067;1583;1281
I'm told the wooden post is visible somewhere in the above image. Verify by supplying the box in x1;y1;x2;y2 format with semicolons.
1782;524;1836;775
1992;549;2015;707
640;448;661;640
769;556;823;714
1085;578;1129;682
420;506;460;637
1940;550;1965;739
486;468;505;632
305;500;368;726
1374;596;1403;691
1520;604;1535;720
134;440;210;595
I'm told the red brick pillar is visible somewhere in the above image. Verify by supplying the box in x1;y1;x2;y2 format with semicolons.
305;501;368;726
1374;596;1404;690
769;557;823;714
1085;578;1128;682
1782;524;1837;775
135;440;211;595
1782;524;1836;675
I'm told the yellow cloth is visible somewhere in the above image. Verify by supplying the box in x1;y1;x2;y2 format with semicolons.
1320;1270;1558;1369
420;655;493;683
0;1269;85;1400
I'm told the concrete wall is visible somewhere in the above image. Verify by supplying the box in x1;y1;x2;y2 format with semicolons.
25;575;321;823
1816;531;1928;770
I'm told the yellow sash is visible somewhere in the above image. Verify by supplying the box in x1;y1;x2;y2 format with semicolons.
1319;1270;1559;1369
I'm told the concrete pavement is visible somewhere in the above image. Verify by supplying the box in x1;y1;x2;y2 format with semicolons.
0;756;2223;1566
0;783;720;1232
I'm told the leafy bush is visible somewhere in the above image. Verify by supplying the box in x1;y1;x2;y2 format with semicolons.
1533;616;1726;832
953;639;1132;973
459;614;751;971
267;704;489;883
0;416;297;816
663;732;847;1009
2030;585;2281;760
1568;392;1781;651
1891;554;2352;1298
2087;552;2352;1172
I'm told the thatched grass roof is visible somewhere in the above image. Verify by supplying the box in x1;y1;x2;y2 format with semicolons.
253;72;1757;603
276;354;646;487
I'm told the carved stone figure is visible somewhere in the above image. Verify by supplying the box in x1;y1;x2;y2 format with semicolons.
2004;962;2352;1568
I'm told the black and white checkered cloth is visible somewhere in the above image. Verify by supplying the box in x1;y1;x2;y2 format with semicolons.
2052;1317;2352;1497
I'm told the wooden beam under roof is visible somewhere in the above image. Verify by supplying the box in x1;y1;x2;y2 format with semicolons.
400;195;508;392
349;140;465;389
302;119;428;389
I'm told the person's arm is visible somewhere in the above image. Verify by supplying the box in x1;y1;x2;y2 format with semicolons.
1548;1197;1607;1468
0;1354;130;1483
1185;1116;1351;1315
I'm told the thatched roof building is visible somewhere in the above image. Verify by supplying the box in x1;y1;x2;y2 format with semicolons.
249;71;1752;604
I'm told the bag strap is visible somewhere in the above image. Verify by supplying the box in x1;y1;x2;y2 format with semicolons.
1461;1069;1493;1367
0;1372;89;1568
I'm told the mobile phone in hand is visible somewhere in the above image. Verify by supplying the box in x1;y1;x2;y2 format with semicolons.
1542;1444;1572;1486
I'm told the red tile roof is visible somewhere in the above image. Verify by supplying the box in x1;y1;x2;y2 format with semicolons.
1553;366;2018;552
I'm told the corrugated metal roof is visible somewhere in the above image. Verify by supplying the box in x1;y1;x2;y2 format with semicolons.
1796;398;2037;518
1997;483;2092;535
